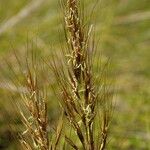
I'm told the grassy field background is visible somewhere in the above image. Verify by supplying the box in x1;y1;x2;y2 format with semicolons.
0;0;150;149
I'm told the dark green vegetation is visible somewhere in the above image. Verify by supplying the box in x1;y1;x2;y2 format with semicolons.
0;0;150;149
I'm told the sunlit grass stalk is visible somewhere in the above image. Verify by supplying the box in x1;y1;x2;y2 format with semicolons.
13;53;63;150
18;60;49;150
49;0;113;149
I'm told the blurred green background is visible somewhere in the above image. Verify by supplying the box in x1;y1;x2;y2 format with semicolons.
0;0;150;149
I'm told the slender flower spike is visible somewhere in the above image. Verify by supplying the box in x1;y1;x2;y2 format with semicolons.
65;0;85;82
51;0;114;149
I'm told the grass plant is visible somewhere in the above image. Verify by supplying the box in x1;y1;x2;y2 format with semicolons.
49;0;113;149
1;0;113;150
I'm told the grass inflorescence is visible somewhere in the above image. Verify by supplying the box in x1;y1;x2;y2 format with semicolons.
2;0;114;150
49;0;113;149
